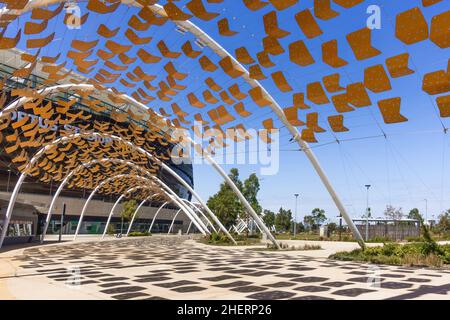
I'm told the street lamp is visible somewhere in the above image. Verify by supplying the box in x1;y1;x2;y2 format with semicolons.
294;194;299;238
424;199;428;225
365;185;371;241
337;214;343;241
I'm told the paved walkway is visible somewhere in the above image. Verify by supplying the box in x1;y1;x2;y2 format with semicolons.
1;236;449;300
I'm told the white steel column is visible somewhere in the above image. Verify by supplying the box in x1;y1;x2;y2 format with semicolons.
186;221;193;235
41;158;163;243
74;174;148;240
150;175;210;235
126;193;159;236
102;194;125;239
197;148;281;249
148;201;169;233
0;173;26;248
182;199;217;232
168;209;183;234
40;170;77;243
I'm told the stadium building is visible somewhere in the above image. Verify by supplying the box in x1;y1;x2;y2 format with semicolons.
0;48;195;245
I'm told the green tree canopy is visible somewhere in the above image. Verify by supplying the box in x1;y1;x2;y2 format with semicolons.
408;208;420;220
436;211;449;233
206;168;263;229
303;215;314;230
295;221;305;233
274;207;292;232
304;208;327;230
121;199;137;222
262;209;275;229
327;222;338;234
311;208;327;226
243;173;262;215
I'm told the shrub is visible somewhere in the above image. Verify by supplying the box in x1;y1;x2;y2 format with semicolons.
330;242;450;267
128;231;151;237
106;224;116;235
406;236;424;242
367;236;392;243
203;232;262;246
205;232;235;245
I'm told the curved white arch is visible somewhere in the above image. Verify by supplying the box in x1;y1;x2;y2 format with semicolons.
125;193;160;236
148;201;170;233
182;199;216;233
40;156;212;241
141;169;210;236
0;131;235;248
1;86;238;243
186;221;193;235
41;158;167;243
73;173;141;240
0;0;364;248
104;194;126;237
168;209;183;234
74;174;207;240
104;190;162;238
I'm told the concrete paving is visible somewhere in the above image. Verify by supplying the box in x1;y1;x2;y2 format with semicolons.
0;236;449;300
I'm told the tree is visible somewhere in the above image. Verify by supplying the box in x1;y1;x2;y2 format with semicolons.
121;200;137;221
327;222;338;234
207;171;243;229
408;208;420;220
207;168;264;231
243;173;262;215
384;205;403;220
295;222;305;233
303;209;326;231
311;208;327;227
311;208;327;230
303;215;314;231
274;207;292;232
262;209;275;229
436;211;449;234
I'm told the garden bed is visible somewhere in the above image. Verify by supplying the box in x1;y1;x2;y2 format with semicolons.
199;232;261;246
252;243;322;251
330;242;450;268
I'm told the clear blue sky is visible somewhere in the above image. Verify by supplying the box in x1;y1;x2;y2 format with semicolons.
5;0;449;223
188;0;450;223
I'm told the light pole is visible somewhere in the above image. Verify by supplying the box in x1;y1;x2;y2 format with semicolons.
424;199;428;225
6;169;11;193
294;194;299;238
365;185;371;241
337;214;343;241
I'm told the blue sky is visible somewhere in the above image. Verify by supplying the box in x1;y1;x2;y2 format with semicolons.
188;0;450;222
4;0;450;223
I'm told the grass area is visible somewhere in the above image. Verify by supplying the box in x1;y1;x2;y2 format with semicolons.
330;242;450;268
275;232;355;242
